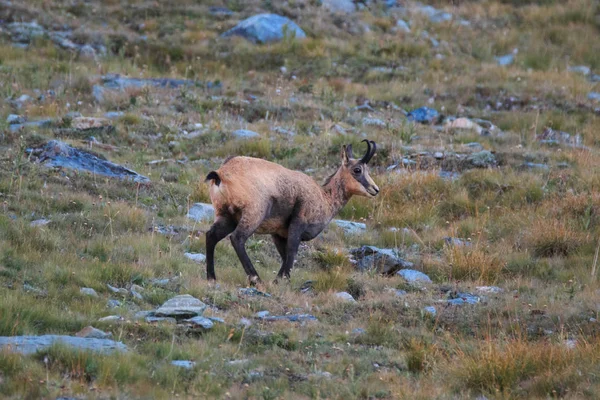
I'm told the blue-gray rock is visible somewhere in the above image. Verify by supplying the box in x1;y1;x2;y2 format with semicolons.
444;237;472;247
0;335;127;355
155;295;207;318
75;326;112;339
233;129;260;139
475;286;503;294
255;311;271;318
6;22;45;44
521;162;549;170
257;313;317;322
184;252;206;263
272;126;296;136
184;316;214;329
104;111;125;119
209;7;233;17
9;119;54;132
146;316;176;324
568;65;590;76
589;92;600;102
423;306;437;317
239;288;272;298
394;289;407;297
495;54;514;66
208;317;225;324
467;150;496;168
590;74;600;83
239;318;253;327
351;245;413;275
30;219;50;227
332;219;367;235
80;287;98;297
335;292;356;303
394;19;411;33
397;269;432;287
171;360;196;369
447;293;480;305
430;11;452;23
101;74;198;90
107;284;128;295
221;14;306;44
36;140;150;183
186;203;215;223
322;0;356;13
407;107;439;124
92;85;105;103
362;117;386;128
352;328;366;335
7;114;25;124
107;299;121;309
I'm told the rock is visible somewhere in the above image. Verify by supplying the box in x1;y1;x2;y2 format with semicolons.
184;316;214;330
155;295;207;318
271;126;295;136
9;119;54;132
255;311;271;318
439;171;461;181
444;237;471;247
232;129;260;139
101;73;199;91
465;142;484;151
588;92;600;102
6;22;45;44
332;219;367;235
30;219;50;227
258;314;318;322
407;107;439;124
104;111;125;119
23;283;47;297
362;117;386;128
98;315;122;322
187;203;215;223
350;245;413;275
446;293;480;305
75;326;112;339
92;85;105;103
7;114;25;124
445;118;483;134
521;162;549;170
0;335;127;355
423;306;437;317
239;288;272;298
433;152;444;159
430;11;452;23
310;371;333;380
397;269;432;287
184;253;206;263
354;103;375;112
208;317;225;324
239;318;253;327
80;287;98;297
335;292;356;303
107;284;128;295
171;360;196;369
130;284;144;300
70;117;112;130
590;74;600;83
209;7;234;17
564;339;577;349
537;127;582;147
495;54;514;66
322;0;356;13
394;19;411;33
228;359;250;365
475;286;503;294
78;45;97;60
352;328;366;335
134;311;154;320
35;140;149;183
467;150;496;168
107;299;121;308
568;65;590;76
394;289;407;297
221;14;306;44
146;316;177;324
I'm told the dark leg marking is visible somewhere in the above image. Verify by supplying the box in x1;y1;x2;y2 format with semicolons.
205;216;236;281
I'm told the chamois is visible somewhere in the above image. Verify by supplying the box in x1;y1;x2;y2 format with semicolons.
205;139;379;284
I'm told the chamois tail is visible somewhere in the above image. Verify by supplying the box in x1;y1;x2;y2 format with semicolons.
205;171;221;186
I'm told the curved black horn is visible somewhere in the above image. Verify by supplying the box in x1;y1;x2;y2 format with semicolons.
360;139;376;164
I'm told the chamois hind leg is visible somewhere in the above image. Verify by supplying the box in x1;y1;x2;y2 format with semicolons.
230;213;265;285
278;220;305;279
205;215;237;281
271;234;288;283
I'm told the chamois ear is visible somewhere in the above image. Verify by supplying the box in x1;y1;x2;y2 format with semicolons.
342;144;353;165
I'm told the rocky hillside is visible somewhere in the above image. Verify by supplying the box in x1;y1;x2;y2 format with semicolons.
1;0;600;398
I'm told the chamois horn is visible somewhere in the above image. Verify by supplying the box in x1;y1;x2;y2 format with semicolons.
360;140;376;164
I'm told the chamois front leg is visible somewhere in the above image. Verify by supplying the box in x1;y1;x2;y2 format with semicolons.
205;216;237;281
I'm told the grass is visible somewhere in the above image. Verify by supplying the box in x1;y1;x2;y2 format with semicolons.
1;0;600;398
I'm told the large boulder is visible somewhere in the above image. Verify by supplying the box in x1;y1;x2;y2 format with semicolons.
221;14;306;44
351;245;413;275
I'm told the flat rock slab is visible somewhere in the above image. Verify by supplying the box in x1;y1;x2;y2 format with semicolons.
221;13;306;44
35;140;149;183
258;313;317;322
155;295;207;318
239;288;272;298
184;316;214;330
351;245;413;275
0;335;127;355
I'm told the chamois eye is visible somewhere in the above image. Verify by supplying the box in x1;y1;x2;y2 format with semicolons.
353;167;362;174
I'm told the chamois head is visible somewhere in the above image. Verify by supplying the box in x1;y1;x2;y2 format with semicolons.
340;139;379;198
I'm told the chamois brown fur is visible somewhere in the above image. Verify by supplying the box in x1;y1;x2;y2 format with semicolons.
205;140;379;284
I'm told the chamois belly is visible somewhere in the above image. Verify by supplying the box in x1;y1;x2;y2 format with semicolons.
255;218;287;236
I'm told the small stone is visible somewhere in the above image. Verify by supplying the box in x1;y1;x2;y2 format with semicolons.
232;129;260;139
107;299;121;309
332;219;366;235
78;45;97;60
495;54;514;66
155;294;207;318
362;117;386;128
7;114;25;125
394;19;411;33
475;286;503;294
568;65;590;76
444;237;472;247
171;360;196;369
107;284;128;295
322;0;356;13
71;117;112;130
130;285;144;300
75;326;112;339
350;245;413;275
184;252;206;263
221;13;306;44
80;287;99;297
98;315;122;322
446;117;483;134
430;11;452;24
397;269;432;287
394;289;407;297
467;150;496;168
423;306;437;317
239;288;272;297
335;292;356;303
184;316;214;329
255;311;271;318
564;339;577;349
310;371;333;380
406;107;439;124
29;219;50;227
228;359;250;365
104;111;125;119
146;316;177;324
352;328;366;335
433;152;444;159
239;318;253;327
446;293;480;305
588;92;600;102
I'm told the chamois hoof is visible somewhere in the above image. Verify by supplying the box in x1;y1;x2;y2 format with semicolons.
249;275;262;286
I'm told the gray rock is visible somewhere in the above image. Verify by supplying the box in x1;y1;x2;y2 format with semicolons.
351;245;413;275
101;73;199;91
184;252;206;263
590;74;600;83
171;360;196;369
187;203;215;223
255;311;271;318
310;371;333;380
134;311;154;320
467;150;496;168
36;140;149;183
146;316;177;324
407;107;439;124
208;317;225;324
107;299;121;309
184;316;214;329
521;162;549;170
537;127;582;147
9;119;54;132
6;22;45;44
107;284;128;295
239;318;253;327
30;219;50;227
495;54;514;66
444;237;472;247
423;306;437;317
394;289;407;297
239;288;272;298
271;126;296;136
352;328;366;335
362;117;386;128
439;171;461;181
209;7;234;17
78;45;97;60
258;313;318;322
130;285;144;300
232;129;260;139
465;142;484;151
394;19;411;33
433;152;444;159
80;287;98;297
446;293;480;305
322;0;356;13
397;269;432;287
98;315;122;322
568;65;590;76
588;92;600;102
75;326;112;339
104;111;125;119
7;114;25;124
155;295;207;318
332;219;367;235
0;335;127;355
221;14;306;44
475;286;503;294
23;283;47;297
335;292;356;303
430;11;452;23
92;85;105;103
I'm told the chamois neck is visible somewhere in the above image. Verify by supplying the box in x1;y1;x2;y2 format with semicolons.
322;168;351;215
